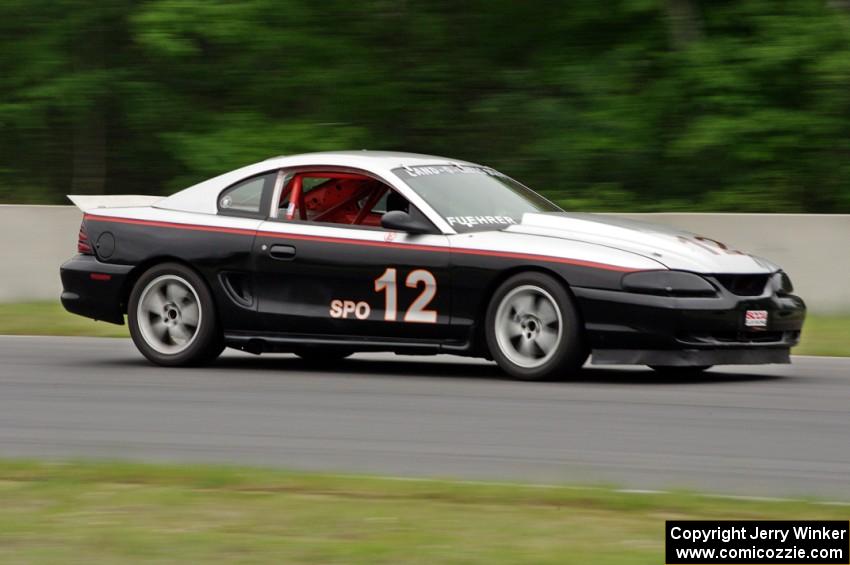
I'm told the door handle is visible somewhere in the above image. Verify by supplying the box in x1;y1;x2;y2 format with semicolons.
268;244;296;260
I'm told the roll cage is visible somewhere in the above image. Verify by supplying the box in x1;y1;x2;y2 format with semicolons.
278;171;389;227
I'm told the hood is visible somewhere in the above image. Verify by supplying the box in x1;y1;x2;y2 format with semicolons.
505;212;778;274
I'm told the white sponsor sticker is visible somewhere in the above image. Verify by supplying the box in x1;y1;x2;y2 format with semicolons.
446;215;516;228
402;165;505;177
745;310;768;327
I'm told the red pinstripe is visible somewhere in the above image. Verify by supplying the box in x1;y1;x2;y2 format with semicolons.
84;214;639;273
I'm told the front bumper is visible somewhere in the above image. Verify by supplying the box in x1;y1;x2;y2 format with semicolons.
573;283;806;366
60;255;134;324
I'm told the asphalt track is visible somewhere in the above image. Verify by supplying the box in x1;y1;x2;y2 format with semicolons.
1;336;849;499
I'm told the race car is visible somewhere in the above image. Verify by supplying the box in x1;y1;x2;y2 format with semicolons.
60;151;806;380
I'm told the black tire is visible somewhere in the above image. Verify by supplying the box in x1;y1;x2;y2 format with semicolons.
649;365;712;376
485;272;587;381
128;262;224;366
295;347;353;363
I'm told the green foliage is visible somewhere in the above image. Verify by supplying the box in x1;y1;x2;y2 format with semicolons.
0;0;849;211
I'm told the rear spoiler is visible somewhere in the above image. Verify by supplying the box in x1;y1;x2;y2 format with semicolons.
67;194;163;212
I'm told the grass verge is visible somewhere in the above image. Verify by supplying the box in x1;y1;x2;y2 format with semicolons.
1;301;847;356
0;301;128;338
0;460;847;564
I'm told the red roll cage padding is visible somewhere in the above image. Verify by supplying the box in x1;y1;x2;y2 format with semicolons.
285;175;304;220
281;171;389;226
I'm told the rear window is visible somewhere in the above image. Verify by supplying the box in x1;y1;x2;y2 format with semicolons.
218;172;276;217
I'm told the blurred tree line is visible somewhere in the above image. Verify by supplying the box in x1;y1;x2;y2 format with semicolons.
1;0;849;212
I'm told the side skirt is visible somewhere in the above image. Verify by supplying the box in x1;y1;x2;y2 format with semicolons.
224;332;473;356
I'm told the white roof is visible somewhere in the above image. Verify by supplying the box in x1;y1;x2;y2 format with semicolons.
156;151;480;215
265;150;478;168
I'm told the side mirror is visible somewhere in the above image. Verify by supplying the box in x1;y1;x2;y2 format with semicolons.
381;210;433;234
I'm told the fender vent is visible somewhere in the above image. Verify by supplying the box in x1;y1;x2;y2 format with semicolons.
220;272;254;308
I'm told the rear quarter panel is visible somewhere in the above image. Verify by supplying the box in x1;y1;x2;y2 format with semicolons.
83;208;263;331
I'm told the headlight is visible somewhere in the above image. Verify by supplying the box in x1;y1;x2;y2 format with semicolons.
771;271;794;294
621;270;717;297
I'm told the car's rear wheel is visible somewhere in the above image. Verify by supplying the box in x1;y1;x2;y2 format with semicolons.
485;272;586;381
128;263;223;366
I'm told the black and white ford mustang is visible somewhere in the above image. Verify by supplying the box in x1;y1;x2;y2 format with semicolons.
60;151;805;380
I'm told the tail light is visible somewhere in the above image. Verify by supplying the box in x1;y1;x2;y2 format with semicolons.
77;222;93;255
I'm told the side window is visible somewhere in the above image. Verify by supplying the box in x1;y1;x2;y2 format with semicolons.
275;171;437;233
278;173;391;227
218;172;276;218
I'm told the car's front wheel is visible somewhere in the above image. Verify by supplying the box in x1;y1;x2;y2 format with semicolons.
485;272;586;381
128;263;223;366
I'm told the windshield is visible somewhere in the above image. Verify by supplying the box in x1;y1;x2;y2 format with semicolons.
394;165;561;232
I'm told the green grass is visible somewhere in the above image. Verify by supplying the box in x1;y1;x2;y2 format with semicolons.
0;301;129;337
795;315;850;356
0;460;847;564
0;301;847;356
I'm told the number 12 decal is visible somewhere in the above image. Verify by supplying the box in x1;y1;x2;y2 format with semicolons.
374;268;438;323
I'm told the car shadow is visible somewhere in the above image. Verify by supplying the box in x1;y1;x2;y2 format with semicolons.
209;355;508;380
195;354;783;385
571;366;783;385
93;353;784;385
